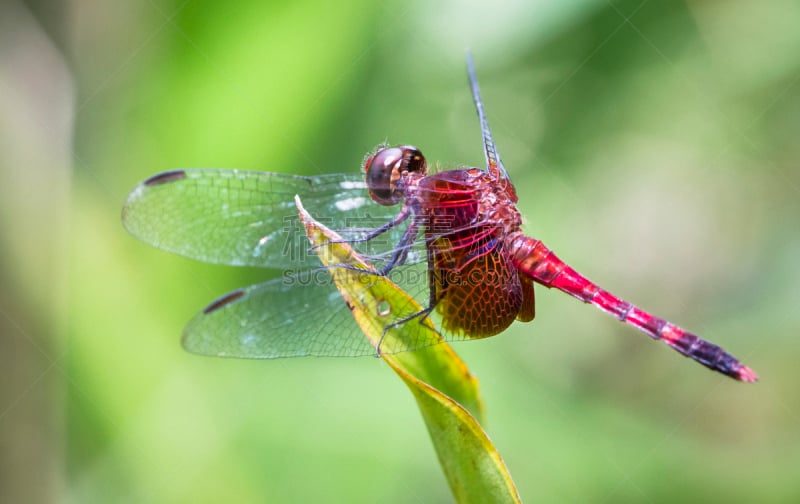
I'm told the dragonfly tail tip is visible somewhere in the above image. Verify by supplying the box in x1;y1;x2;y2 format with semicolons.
736;365;759;383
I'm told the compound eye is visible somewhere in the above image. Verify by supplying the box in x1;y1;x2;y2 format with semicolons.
400;145;427;174
364;147;404;205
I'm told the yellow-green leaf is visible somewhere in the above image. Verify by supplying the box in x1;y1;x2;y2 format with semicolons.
297;196;521;503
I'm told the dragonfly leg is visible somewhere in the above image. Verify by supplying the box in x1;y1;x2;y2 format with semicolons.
376;219;421;275
374;242;443;357
375;304;437;357
319;217;420;277
310;205;412;250
320;212;420;290
374;249;446;357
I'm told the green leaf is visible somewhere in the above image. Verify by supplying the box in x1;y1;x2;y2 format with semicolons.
297;196;521;504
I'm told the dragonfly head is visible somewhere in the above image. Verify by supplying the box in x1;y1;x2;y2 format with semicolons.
364;145;427;206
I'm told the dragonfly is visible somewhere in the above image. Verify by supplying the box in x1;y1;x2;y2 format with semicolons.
122;55;757;382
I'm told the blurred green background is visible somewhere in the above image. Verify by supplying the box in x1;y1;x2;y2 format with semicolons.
2;0;799;502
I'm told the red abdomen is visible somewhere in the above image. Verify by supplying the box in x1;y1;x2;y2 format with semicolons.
508;234;757;382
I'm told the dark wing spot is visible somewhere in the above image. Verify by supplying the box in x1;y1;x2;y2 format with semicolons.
144;170;187;186
203;289;245;314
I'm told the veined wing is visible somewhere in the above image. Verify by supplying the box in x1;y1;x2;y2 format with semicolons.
122;169;405;269
182;269;444;358
466;52;511;182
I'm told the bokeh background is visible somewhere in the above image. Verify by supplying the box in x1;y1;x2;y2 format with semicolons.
2;0;799;502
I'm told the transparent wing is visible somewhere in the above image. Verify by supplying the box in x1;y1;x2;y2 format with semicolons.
183;274;370;358
122;169;408;269
182;268;443;358
153;170;519;359
466;52;511;182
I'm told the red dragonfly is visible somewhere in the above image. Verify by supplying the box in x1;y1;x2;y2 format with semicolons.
123;55;757;382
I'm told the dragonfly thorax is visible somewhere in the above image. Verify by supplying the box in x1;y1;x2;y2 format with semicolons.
364;145;427;206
